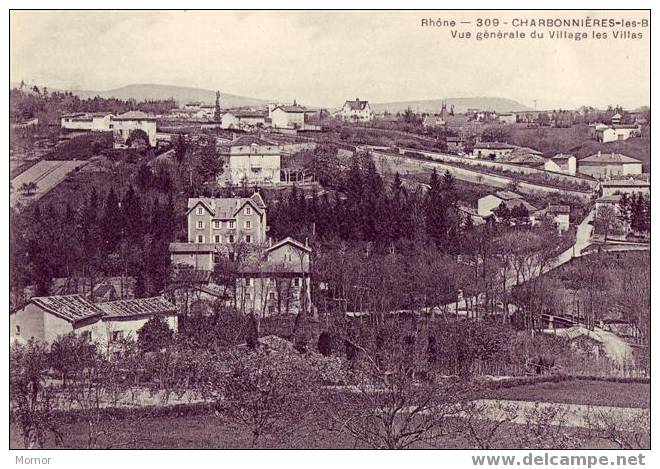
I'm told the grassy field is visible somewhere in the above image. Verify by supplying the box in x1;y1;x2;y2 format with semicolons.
10;380;648;449
484;380;650;409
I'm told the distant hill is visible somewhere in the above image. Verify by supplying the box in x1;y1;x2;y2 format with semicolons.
69;84;271;109
370;97;533;114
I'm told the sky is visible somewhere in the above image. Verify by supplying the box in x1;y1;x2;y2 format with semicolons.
10;10;650;109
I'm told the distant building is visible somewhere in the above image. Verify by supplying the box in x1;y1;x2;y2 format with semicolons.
221;110;268;130
422;115;445;128
542;205;571;232
446;136;465;152
341;98;374;122
610;113;623;125
472;142;515;159
270;103;306;129
577;152;643;180
595;125;641;143
10;295;177;345
219;135;281;185
497;113;517;125
477;191;537;218
61;110;157;146
601;178;650;196
544;153;577;176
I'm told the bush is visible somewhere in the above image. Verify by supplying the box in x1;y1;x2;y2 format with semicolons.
317;331;332;356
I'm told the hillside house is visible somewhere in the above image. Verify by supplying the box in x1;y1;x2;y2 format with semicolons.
341;98;374;122
446;136;465;152
601;178;650;196
219;135;281;185
60;110;157;146
221;110;268;129
477;191;537;218
596;125;641;143
540;205;571;232
422;115;445;128
577;152;643;180
497;113;517;124
270;103;306;129
471;142;515;159
10;295;177;346
544;153;577;176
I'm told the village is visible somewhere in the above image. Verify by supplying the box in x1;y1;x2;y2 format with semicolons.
8;10;651;453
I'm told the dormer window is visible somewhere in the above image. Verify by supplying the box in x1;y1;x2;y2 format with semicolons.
196;207;204;215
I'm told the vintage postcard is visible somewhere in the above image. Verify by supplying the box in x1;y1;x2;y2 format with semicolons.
7;8;651;461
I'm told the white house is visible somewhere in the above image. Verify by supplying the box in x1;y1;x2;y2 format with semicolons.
601;178;650;196
543;205;571;232
497;113;517;125
60;110;158;146
544;153;577;176
472;142;515;159
477;191;537;218
10;295;177;346
219;135;281;185
341;98;374;122
221;110;268;130
270;103;306;129
577;152;643;180
596;125;641;143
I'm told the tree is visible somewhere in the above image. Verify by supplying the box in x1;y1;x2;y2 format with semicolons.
137;316;174;353
221;348;323;447
19;181;38;196
126;129;150;148
317;331;332;356
10;341;62;448
213;91;222;122
246;314;259;349
174;134;187;164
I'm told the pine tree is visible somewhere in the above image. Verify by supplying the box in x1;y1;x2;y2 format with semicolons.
246;314;259;349
213;91;222;122
102;188;123;252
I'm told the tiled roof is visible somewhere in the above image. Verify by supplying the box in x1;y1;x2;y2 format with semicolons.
267;236;311;253
474;142;514;150
596;194;623;204
552;153;574;160
581;153;641;165
169;242;219;253
601;179;650;187
228;135;276;147
502;199;538;213
494;190;523;201
113;110;156;120
546;204;571;214
97;297;177;319
30;295;104;324
274;105;306;113
344;99;369;111
186;193;266;217
234;110;267;119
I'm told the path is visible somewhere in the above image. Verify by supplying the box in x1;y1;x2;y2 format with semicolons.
10;160;87;208
471;399;648;429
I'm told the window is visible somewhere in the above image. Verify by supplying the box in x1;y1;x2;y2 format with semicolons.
214;234;221;243
293;278;301;287
196;207;204;215
229;221;235;229
214;220;222;229
15;325;20;336
246;235;252;243
197;234;204;243
80;330;92;342
197;220;204;229
229;235;235;243
245;206;252;215
244;220;252;229
269;292;276;300
112;331;124;342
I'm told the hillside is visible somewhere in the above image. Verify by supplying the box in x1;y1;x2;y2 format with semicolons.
370;97;533;114
70;84;271;108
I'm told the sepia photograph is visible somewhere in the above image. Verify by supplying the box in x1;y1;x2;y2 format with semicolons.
6;6;652;459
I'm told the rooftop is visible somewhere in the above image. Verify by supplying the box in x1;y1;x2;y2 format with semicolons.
494;190;523;201
30;295;104;324
97;297;177;319
186;193;266;218
580;152;642;165
344;98;369;111
474;142;515;150
601;179;650;187
546;204;571;214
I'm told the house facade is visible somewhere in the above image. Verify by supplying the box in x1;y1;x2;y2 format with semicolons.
60;110;157;146
219;136;281;185
270;104;306;129
544;154;577;176
596;125;641;143
477;191;537;218
10;295;177;346
471;142;515;159
601;178;651;196
221;110;268;129
577;152;643;180
341;98;374;122
169;193;269;270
